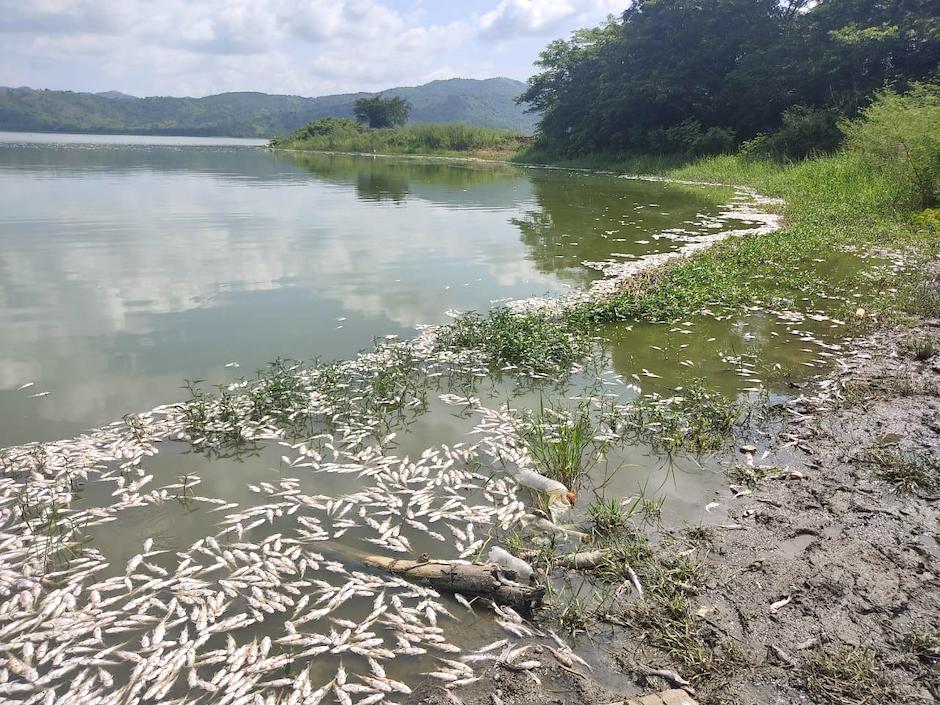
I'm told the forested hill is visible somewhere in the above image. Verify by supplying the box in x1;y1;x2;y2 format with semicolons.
0;78;537;137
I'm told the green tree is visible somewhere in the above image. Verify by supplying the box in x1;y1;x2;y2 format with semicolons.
519;0;940;157
353;96;411;128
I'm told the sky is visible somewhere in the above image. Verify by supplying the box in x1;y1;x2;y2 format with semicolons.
0;0;627;98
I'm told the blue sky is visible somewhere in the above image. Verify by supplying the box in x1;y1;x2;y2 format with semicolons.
0;1;626;97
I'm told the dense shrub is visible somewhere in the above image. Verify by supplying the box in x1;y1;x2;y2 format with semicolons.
742;106;843;161
841;84;940;209
646;120;736;156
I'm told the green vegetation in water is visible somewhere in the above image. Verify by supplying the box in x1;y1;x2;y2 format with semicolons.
625;379;741;454
513;398;611;491
544;583;593;636
270;118;528;156
587;497;633;537
14;485;83;568
177;344;431;459
434;308;590;375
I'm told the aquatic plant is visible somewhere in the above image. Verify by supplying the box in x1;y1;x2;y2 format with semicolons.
625;379;741;453
509;395;617;494
435;308;589;375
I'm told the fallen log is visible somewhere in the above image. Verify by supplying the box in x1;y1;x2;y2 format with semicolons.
361;555;545;612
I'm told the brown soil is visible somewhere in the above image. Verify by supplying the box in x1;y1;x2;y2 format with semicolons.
407;319;940;705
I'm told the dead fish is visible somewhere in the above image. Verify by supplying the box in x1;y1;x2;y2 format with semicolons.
770;595;792;613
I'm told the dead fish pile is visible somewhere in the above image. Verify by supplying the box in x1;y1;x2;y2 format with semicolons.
0;339;614;703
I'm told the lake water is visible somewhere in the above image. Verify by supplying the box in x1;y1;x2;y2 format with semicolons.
0;132;741;448
0;133;866;703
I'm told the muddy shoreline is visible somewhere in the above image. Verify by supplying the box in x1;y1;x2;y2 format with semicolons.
411;319;940;705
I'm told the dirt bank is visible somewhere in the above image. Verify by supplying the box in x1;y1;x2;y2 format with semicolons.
699;318;940;704
408;319;940;705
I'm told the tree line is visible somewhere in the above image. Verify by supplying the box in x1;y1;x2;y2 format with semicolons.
517;0;939;158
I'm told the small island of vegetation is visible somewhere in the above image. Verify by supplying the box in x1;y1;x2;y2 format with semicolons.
270;117;529;159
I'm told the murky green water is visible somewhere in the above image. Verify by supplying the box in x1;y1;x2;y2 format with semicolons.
1;133;738;448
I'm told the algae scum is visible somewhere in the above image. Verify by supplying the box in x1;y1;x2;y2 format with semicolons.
0;135;903;703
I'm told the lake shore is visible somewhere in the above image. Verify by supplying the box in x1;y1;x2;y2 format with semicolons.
373;143;939;703
410;316;940;705
2;136;936;703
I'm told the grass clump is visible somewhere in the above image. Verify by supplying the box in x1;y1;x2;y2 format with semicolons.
607;536;726;682
546;587;593;636
626;379;741;453
901;280;940;318
683;525;716;546
863;446;938;494
842;373;940;406
906;631;940;663
435;308;589;375
899;335;939;362
802;646;894;705
588;497;632;537
513;399;610;490
574;507;734;686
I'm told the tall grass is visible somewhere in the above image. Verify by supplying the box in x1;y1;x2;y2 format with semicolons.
514;399;609;490
271;118;528;156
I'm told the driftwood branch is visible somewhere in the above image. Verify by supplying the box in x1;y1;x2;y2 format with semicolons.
360;555;545;611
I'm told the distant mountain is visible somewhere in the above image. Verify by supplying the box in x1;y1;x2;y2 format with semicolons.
96;91;138;100
0;78;537;137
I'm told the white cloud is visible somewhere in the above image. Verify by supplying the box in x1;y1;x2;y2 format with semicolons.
0;0;626;96
0;0;479;96
478;0;624;40
0;0;127;34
